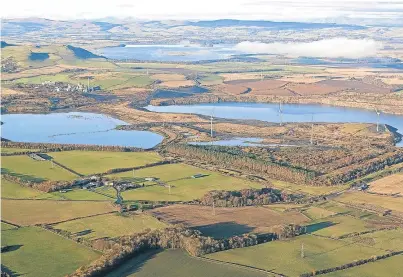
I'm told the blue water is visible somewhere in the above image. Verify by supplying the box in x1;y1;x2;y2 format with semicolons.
145;102;403;146
1;112;163;148
97;44;239;62
190;137;264;147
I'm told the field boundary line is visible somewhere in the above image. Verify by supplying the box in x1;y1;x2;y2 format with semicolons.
47;211;118;225
1;219;21;228
195;255;288;277
51;160;84;177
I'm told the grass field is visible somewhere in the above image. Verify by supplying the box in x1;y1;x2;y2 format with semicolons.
1;227;100;277
337;192;403;213
150;205;309;238
343;229;403;251
324;254;403;277
1;147;40;153
49;151;162;175
302;206;336;220
2;199;116;225
311;215;376;238
54;213;166;239
1;178;44;199
2;155;77;182
49;189;114;201
106;249;270;277
110;163;262;201
1;222;17;231
207;235;386;277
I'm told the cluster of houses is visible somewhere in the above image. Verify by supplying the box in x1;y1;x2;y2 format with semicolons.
39;81;101;93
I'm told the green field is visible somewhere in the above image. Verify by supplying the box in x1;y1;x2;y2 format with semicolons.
1;178;44;199
2;199;116;225
49;189;114;201
343;229;403;251
1;227;100;277
1;147;40;153
302;206;336;220
110;163;262;201
1;222;17;231
2;155;77;181
207;235;386;277
49;151;162;175
311;215;376;238
324;254;403;277
106;249;270;277
54;213;166;239
14;73;75;84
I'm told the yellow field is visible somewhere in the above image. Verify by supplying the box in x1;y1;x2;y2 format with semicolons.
337;192;403;213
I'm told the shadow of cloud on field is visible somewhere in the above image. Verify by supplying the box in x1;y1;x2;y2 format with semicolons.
195;222;255;239
305;221;336;234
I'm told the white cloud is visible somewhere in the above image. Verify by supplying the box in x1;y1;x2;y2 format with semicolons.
234;38;383;58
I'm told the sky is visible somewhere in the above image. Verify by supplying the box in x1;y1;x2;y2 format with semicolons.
2;0;403;23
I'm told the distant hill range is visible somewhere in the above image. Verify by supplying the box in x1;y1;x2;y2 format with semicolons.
184;19;366;30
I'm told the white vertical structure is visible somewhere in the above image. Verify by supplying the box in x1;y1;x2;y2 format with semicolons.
301;243;305;258
375;108;381;132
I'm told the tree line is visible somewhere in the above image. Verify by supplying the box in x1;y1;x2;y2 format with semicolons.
40;223;304;277
165;144;315;185
1;141;144;154
196;188;302;207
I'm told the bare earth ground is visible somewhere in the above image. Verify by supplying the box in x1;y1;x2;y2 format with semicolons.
368;173;403;194
149;204;310;235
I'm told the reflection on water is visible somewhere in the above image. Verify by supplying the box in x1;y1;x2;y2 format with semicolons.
1;112;163;148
